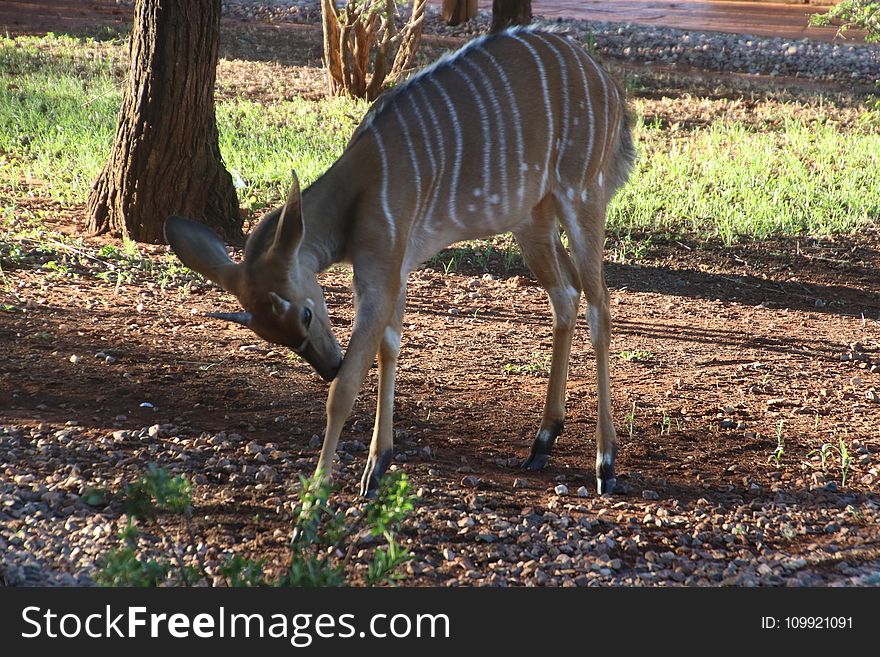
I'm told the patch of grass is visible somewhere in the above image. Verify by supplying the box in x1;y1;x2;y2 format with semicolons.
428;236;523;275
611;116;880;242
0;35;122;203
217;96;366;213
1;33;878;248
0;34;365;211
503;353;552;376
607;230;652;264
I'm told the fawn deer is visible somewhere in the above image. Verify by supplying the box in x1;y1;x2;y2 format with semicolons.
165;27;636;496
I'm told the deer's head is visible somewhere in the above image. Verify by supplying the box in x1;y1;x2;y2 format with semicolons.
164;174;343;382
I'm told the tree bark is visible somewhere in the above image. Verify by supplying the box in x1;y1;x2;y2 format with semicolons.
491;0;532;33
441;0;477;26
87;0;241;244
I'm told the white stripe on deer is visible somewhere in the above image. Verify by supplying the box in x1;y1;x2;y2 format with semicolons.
533;34;571;182
510;33;554;196
370;123;397;242
587;55;610;177
476;47;525;202
391;102;426;236
450;62;492;222
413;83;447;231
427;76;465;227
460;55;510;216
554;36;596;191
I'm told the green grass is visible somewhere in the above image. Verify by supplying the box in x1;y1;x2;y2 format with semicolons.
0;35;122;203
0;34;365;213
217;97;365;212
610;115;880;243
503;353;552;376
1;33;878;247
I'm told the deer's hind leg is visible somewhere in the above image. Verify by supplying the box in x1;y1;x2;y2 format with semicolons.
557;193;617;494
515;196;582;471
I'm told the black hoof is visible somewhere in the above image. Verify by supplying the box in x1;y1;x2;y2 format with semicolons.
359;449;393;498
597;458;617;496
596;476;617;496
521;453;550;471
521;423;562;471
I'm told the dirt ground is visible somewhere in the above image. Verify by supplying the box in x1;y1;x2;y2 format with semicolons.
1;4;879;587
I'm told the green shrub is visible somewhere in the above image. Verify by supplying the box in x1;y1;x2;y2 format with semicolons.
97;465;414;587
810;1;879;42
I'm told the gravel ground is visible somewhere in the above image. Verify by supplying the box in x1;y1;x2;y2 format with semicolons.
3;420;880;587
219;0;880;84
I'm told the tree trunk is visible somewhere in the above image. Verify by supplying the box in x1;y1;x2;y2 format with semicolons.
441;0;478;26
491;0;532;33
87;0;241;244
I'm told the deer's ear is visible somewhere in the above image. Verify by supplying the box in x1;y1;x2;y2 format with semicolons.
270;172;304;260
164;216;242;294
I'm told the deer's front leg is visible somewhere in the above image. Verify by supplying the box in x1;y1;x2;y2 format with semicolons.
359;290;407;497
315;284;398;483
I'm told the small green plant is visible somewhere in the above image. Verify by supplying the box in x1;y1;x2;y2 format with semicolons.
767;421;785;466
618;349;653;363
278;471;413;587
97;464;199;586
442;255;457;276
97;465;415;587
625;400;638;440
806;435;853;487
607;231;651;264
503;354;552;376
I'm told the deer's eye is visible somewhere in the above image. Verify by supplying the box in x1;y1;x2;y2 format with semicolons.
301;306;312;329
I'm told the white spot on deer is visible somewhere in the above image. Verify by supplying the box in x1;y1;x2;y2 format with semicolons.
473;188;482;197
383;327;401;353
488;194;500;205
587;305;601;343
467;204;477;213
549;285;581;326
581;190;588;203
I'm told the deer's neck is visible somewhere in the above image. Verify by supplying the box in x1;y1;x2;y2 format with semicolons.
300;148;362;273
